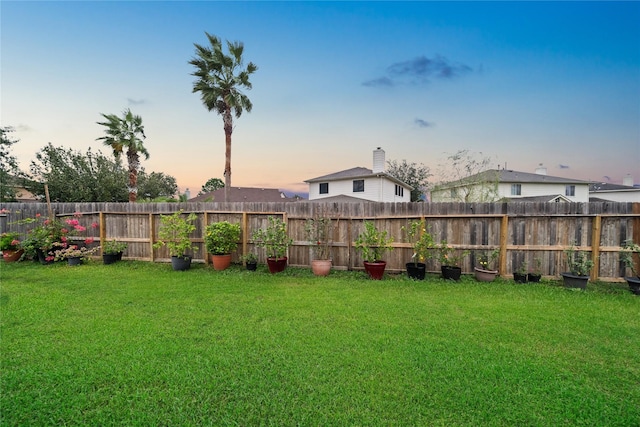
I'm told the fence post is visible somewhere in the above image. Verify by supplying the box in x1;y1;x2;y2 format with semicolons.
499;215;508;275
242;211;248;259
99;212;106;255
591;215;601;281
150;213;155;262
203;212;210;265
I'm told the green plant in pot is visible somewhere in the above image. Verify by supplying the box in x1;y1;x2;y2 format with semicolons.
153;210;198;271
205;221;241;271
240;252;258;271
401;220;435;280
561;243;594;290
305;212;337;276
474;247;500;282
528;257;543;282
354;220;394;280
102;239;128;264
251;216;293;273
619;239;640;295
1;232;23;262
436;240;469;281
514;258;528;284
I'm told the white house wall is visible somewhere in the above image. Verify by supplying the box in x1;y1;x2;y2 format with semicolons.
308;176;411;202
500;182;589;202
590;191;640;203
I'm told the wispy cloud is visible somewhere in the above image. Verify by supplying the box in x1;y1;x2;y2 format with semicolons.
414;118;433;128
127;98;147;106
363;54;472;87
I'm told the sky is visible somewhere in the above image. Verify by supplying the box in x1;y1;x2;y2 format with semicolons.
2;1;639;196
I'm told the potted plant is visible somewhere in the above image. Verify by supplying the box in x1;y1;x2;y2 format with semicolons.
153;210;198;271
436;240;469;281
528;257;543;282
514;259;528;284
402;220;435;280
354;220;394;280
240;253;258;271
561;243;594;290
54;244;101;266
474;248;500;282
102;239;128;264
305;213;337;276
251;216;293;274
619;239;640;295
205;221;241;271
1;232;23;262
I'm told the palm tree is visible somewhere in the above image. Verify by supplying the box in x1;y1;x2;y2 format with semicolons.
96;109;149;202
189;32;257;202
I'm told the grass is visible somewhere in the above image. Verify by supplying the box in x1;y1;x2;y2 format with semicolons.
1;260;639;426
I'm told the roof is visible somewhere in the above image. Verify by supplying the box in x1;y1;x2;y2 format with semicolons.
589;182;640;192
304;167;413;189
506;194;573;203
438;169;590;189
188;187;297;203
308;194;374;203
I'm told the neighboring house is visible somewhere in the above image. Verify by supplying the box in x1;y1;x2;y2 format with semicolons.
431;167;591;203
589;176;640;202
304;148;412;202
188;187;297;203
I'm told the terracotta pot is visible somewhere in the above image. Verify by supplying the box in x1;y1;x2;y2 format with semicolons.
441;265;461;281
364;261;386;280
2;249;24;263
311;259;332;276
474;267;498;282
266;257;287;274
211;254;232;271
406;262;426;280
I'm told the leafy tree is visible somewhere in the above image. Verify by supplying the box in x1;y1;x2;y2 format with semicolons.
386;159;432;202
137;170;178;201
189;32;257;202
30;143;129;202
198;177;224;195
96;109;149;202
434;149;499;202
0;127;23;202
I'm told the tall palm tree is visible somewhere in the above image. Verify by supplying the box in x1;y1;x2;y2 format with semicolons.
96;109;149;202
189;32;257;202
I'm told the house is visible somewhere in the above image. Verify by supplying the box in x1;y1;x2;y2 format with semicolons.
304;148;412;202
430;166;591;203
188;187;297;203
589;175;640;202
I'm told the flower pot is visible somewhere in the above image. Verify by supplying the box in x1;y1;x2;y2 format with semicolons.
2;249;24;263
513;273;528;284
266;257;287;274
561;272;588;290
624;276;640;295
311;259;332;276
103;253;121;265
245;261;258;271
36;249;55;265
211;254;232;271
441;265;461;281
171;255;192;271
527;273;542;283
406;262;426;280
67;257;83;266
364;261;387;280
474;267;498;282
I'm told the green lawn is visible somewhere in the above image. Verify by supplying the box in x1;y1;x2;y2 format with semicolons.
1;261;639;426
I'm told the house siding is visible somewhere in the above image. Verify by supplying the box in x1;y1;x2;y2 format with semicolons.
500;182;589;202
308;176;411;202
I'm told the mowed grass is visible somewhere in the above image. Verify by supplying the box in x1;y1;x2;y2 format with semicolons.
1;261;639;426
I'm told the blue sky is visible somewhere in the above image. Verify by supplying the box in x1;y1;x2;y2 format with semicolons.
2;1;639;195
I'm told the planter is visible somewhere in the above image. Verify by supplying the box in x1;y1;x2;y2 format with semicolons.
171;255;192;271
513;273;528;284
441;265;461;281
245;261;258;271
211;254;232;271
311;259;332;276
103;252;121;265
561;272;588;290
364;261;387;280
474;267;498;282
36;249;55;265
406;262;426;280
624;276;640;295
266;257;288;274
527;273;542;283
67;257;83;266
2;249;24;263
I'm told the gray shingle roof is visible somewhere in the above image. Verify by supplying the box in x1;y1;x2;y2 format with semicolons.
304;167;413;189
188;187;296;203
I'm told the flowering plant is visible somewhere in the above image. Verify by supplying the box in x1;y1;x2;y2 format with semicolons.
54;244;101;261
436;240;469;267
402;220;435;266
0;232;21;251
477;248;500;271
305;213;337;260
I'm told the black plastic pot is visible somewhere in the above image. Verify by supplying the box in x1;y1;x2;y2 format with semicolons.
513;273;528;284
406;262;426;280
561;272;588;290
171;255;192;271
625;276;640;295
441;265;462;281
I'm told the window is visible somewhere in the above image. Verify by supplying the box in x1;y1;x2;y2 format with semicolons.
319;183;329;194
511;184;522;196
565;185;575;196
353;179;365;192
395;185;404;197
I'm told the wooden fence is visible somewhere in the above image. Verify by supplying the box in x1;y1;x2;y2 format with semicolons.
2;201;639;281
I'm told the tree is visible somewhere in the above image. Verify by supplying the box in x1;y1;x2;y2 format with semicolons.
198;177;224;195
137;170;178;201
189;32;257;202
0;127;23;202
434;149;499;202
30;143;129;202
96;109;149;202
386;159;432;202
